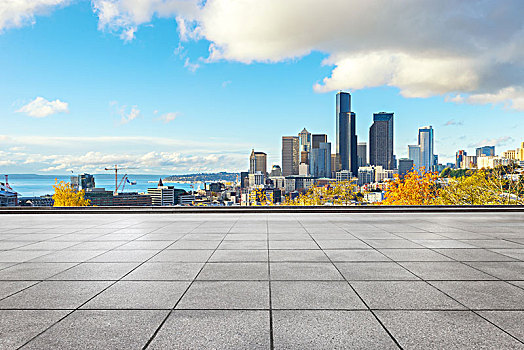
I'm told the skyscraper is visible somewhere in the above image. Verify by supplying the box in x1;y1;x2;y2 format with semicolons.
298;128;311;152
281;136;299;176
456;150;467;169
310;141;331;178
418;126;434;172
398;158;414;177
336;92;357;175
357;142;367;167
311;134;327;149
369;112;394;170
408;145;421;171
249;149;267;174
476;146;495;157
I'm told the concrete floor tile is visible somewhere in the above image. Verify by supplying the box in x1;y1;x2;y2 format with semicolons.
124;262;204;281
0;281;111;309
270;262;343;281
197;262;269;280
0;310;69;349
272;310;398;349
376;310;524;349
351;281;465;310
22;310;168;350
431;281;524;310
176;281;269;309
148;310;270;349
271;281;365;309
400;262;496;280
336;262;419;280
82;281;190;309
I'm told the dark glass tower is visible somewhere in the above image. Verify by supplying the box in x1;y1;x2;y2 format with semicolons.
369;112;394;170
336;92;358;175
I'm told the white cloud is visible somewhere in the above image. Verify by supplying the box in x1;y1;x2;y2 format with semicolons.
4;149;245;173
159;112;179;123
0;0;69;31
110;101;141;124
472;136;513;148
183;57;199;72
16;96;69;118
91;0;524;111
443;119;463;127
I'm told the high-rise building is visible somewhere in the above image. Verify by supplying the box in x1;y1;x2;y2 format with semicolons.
71;173;95;191
249;149;267;174
311;134;327;149
369;112;394;170
476;146;495;157
310;142;331;178
357;142;367;168
298;128;311;152
281;136;299;176
456;150;467;169
336;92;357;175
418;126;434;172
408;145;421;171
398;158;414;177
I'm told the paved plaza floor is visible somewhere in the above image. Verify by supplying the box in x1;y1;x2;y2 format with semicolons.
0;212;523;349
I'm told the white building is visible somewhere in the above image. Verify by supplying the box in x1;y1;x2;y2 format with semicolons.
477;156;513;169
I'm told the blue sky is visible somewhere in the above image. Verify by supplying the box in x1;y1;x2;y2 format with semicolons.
0;0;523;174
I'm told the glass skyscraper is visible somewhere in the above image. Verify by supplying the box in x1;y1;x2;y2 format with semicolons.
476;146;495;157
418;126;434;172
336;92;357;175
369;112;394;170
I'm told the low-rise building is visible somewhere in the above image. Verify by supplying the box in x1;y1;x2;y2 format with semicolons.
477;156;513;169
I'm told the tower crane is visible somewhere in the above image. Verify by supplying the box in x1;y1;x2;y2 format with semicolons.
104;165;138;195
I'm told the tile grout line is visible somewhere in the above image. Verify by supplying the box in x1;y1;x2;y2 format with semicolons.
266;213;275;350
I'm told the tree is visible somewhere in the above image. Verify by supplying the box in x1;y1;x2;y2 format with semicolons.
437;167;524;205
52;180;91;207
282;180;360;206
380;168;439;205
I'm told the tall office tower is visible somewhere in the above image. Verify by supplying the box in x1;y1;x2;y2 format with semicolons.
476;146;495;157
357;142;367;168
408;145;421;171
310;142;331;178
331;154;341;176
281;136;299;176
299;128;311;152
369;112;394;170
418;126;434;172
336;92;358;175
312;134;328;149
456;150;467;169
249;150;267;174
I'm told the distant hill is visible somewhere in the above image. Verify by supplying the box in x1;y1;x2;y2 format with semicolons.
164;172;239;182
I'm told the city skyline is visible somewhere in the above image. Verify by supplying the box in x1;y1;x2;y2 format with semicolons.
1;1;523;174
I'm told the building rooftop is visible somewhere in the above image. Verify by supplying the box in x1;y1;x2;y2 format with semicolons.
0;211;523;349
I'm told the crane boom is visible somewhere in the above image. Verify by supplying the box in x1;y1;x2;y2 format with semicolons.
104;165;138;194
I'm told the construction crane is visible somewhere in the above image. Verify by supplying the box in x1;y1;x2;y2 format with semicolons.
104;165;138;195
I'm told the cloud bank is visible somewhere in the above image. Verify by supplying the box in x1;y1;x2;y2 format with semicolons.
3;0;524;110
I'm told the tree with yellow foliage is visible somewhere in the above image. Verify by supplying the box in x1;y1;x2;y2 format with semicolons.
250;188;273;206
52;180;91;207
437;167;524;205
282;180;361;206
381;168;439;205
